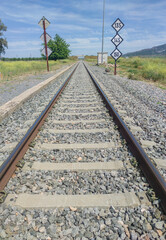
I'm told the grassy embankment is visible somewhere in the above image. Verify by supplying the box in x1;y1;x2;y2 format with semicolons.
85;56;166;89
0;58;77;85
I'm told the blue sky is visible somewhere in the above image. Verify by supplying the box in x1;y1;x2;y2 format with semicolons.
1;0;166;58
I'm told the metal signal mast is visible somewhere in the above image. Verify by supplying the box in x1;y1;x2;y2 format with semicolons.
101;0;105;64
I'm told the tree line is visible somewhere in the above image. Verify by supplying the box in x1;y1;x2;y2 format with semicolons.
1;57;44;61
1;56;78;61
0;19;71;60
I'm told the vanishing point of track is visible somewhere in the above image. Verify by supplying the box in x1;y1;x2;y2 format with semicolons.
0;61;166;215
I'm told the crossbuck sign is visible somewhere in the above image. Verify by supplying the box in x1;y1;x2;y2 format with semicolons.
38;16;52;72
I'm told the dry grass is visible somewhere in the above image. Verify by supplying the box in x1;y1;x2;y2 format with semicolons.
85;56;166;89
0;59;76;85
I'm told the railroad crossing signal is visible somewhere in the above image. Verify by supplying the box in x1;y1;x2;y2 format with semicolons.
111;18;124;75
40;33;51;43
38;16;51;72
112;18;124;32
111;34;123;47
41;47;52;57
38;17;50;29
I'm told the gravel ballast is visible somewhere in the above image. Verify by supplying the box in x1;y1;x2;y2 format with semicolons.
0;204;165;240
0;65;76;163
0;62;165;239
87;63;166;179
0;65;72;106
5;168;150;195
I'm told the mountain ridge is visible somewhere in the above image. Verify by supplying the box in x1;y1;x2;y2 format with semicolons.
123;43;166;57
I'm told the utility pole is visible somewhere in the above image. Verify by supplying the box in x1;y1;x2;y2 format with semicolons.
101;0;105;64
43;17;49;72
38;16;52;72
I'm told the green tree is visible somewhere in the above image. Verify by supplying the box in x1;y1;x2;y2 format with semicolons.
0;19;8;59
47;34;71;60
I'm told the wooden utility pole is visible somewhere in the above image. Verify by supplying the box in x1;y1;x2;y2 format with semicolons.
38;16;52;72
43;18;49;72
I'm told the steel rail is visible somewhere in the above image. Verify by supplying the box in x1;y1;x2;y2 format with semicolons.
84;62;166;213
0;63;78;191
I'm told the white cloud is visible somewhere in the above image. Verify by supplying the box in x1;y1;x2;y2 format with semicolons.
8;40;41;47
8;28;40;34
0;1;85;24
51;24;90;32
2;0;166;57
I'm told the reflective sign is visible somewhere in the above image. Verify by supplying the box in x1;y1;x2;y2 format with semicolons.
112;18;124;32
40;33;51;43
111;34;123;47
38;17;50;29
111;48;122;61
41;47;52;57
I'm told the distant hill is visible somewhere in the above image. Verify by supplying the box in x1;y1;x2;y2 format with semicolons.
124;43;166;57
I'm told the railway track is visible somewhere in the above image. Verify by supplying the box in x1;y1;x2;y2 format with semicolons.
0;61;166;239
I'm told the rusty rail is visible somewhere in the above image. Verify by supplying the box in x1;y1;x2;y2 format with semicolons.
84;62;166;213
0;63;78;191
